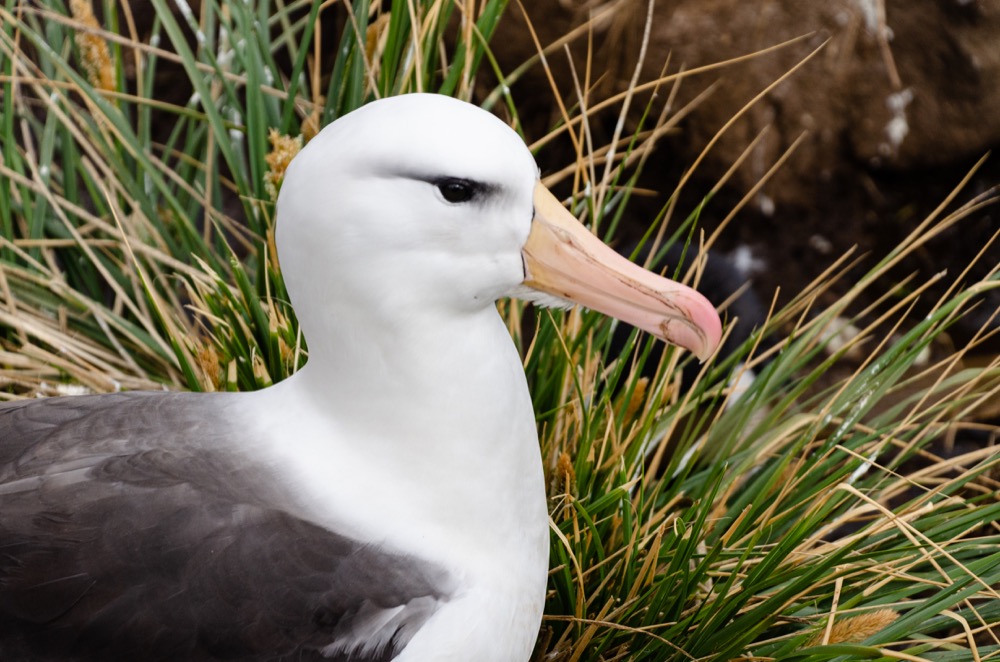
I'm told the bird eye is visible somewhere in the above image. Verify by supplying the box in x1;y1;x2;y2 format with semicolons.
436;178;476;204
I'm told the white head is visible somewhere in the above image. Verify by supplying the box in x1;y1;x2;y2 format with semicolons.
277;95;537;319
276;94;722;360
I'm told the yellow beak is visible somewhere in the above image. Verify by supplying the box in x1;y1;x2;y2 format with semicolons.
521;183;723;361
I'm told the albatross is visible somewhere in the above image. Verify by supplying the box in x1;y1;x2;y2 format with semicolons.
0;94;722;661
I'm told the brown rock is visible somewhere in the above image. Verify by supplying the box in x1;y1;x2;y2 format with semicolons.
494;0;1000;210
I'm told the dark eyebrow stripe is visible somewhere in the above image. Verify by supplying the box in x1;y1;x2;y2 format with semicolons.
378;168;501;198
430;177;498;197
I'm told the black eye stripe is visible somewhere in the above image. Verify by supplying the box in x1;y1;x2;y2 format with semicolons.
435;178;478;204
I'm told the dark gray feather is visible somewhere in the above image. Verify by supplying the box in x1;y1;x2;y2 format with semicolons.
0;393;453;661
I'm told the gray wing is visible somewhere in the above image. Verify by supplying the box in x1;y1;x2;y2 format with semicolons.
0;393;454;662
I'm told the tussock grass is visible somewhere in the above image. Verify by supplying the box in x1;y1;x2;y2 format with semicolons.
1;1;998;660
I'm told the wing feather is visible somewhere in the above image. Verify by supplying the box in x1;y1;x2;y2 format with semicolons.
0;394;454;661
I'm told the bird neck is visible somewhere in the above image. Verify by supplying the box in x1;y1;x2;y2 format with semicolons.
257;302;547;560
285;300;542;485
293;302;522;423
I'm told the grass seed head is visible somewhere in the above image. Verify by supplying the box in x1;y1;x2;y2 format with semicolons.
556;451;576;492
806;608;899;647
69;0;114;92
264;129;304;201
194;341;223;392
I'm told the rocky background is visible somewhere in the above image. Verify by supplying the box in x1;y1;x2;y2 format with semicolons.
489;0;1000;350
